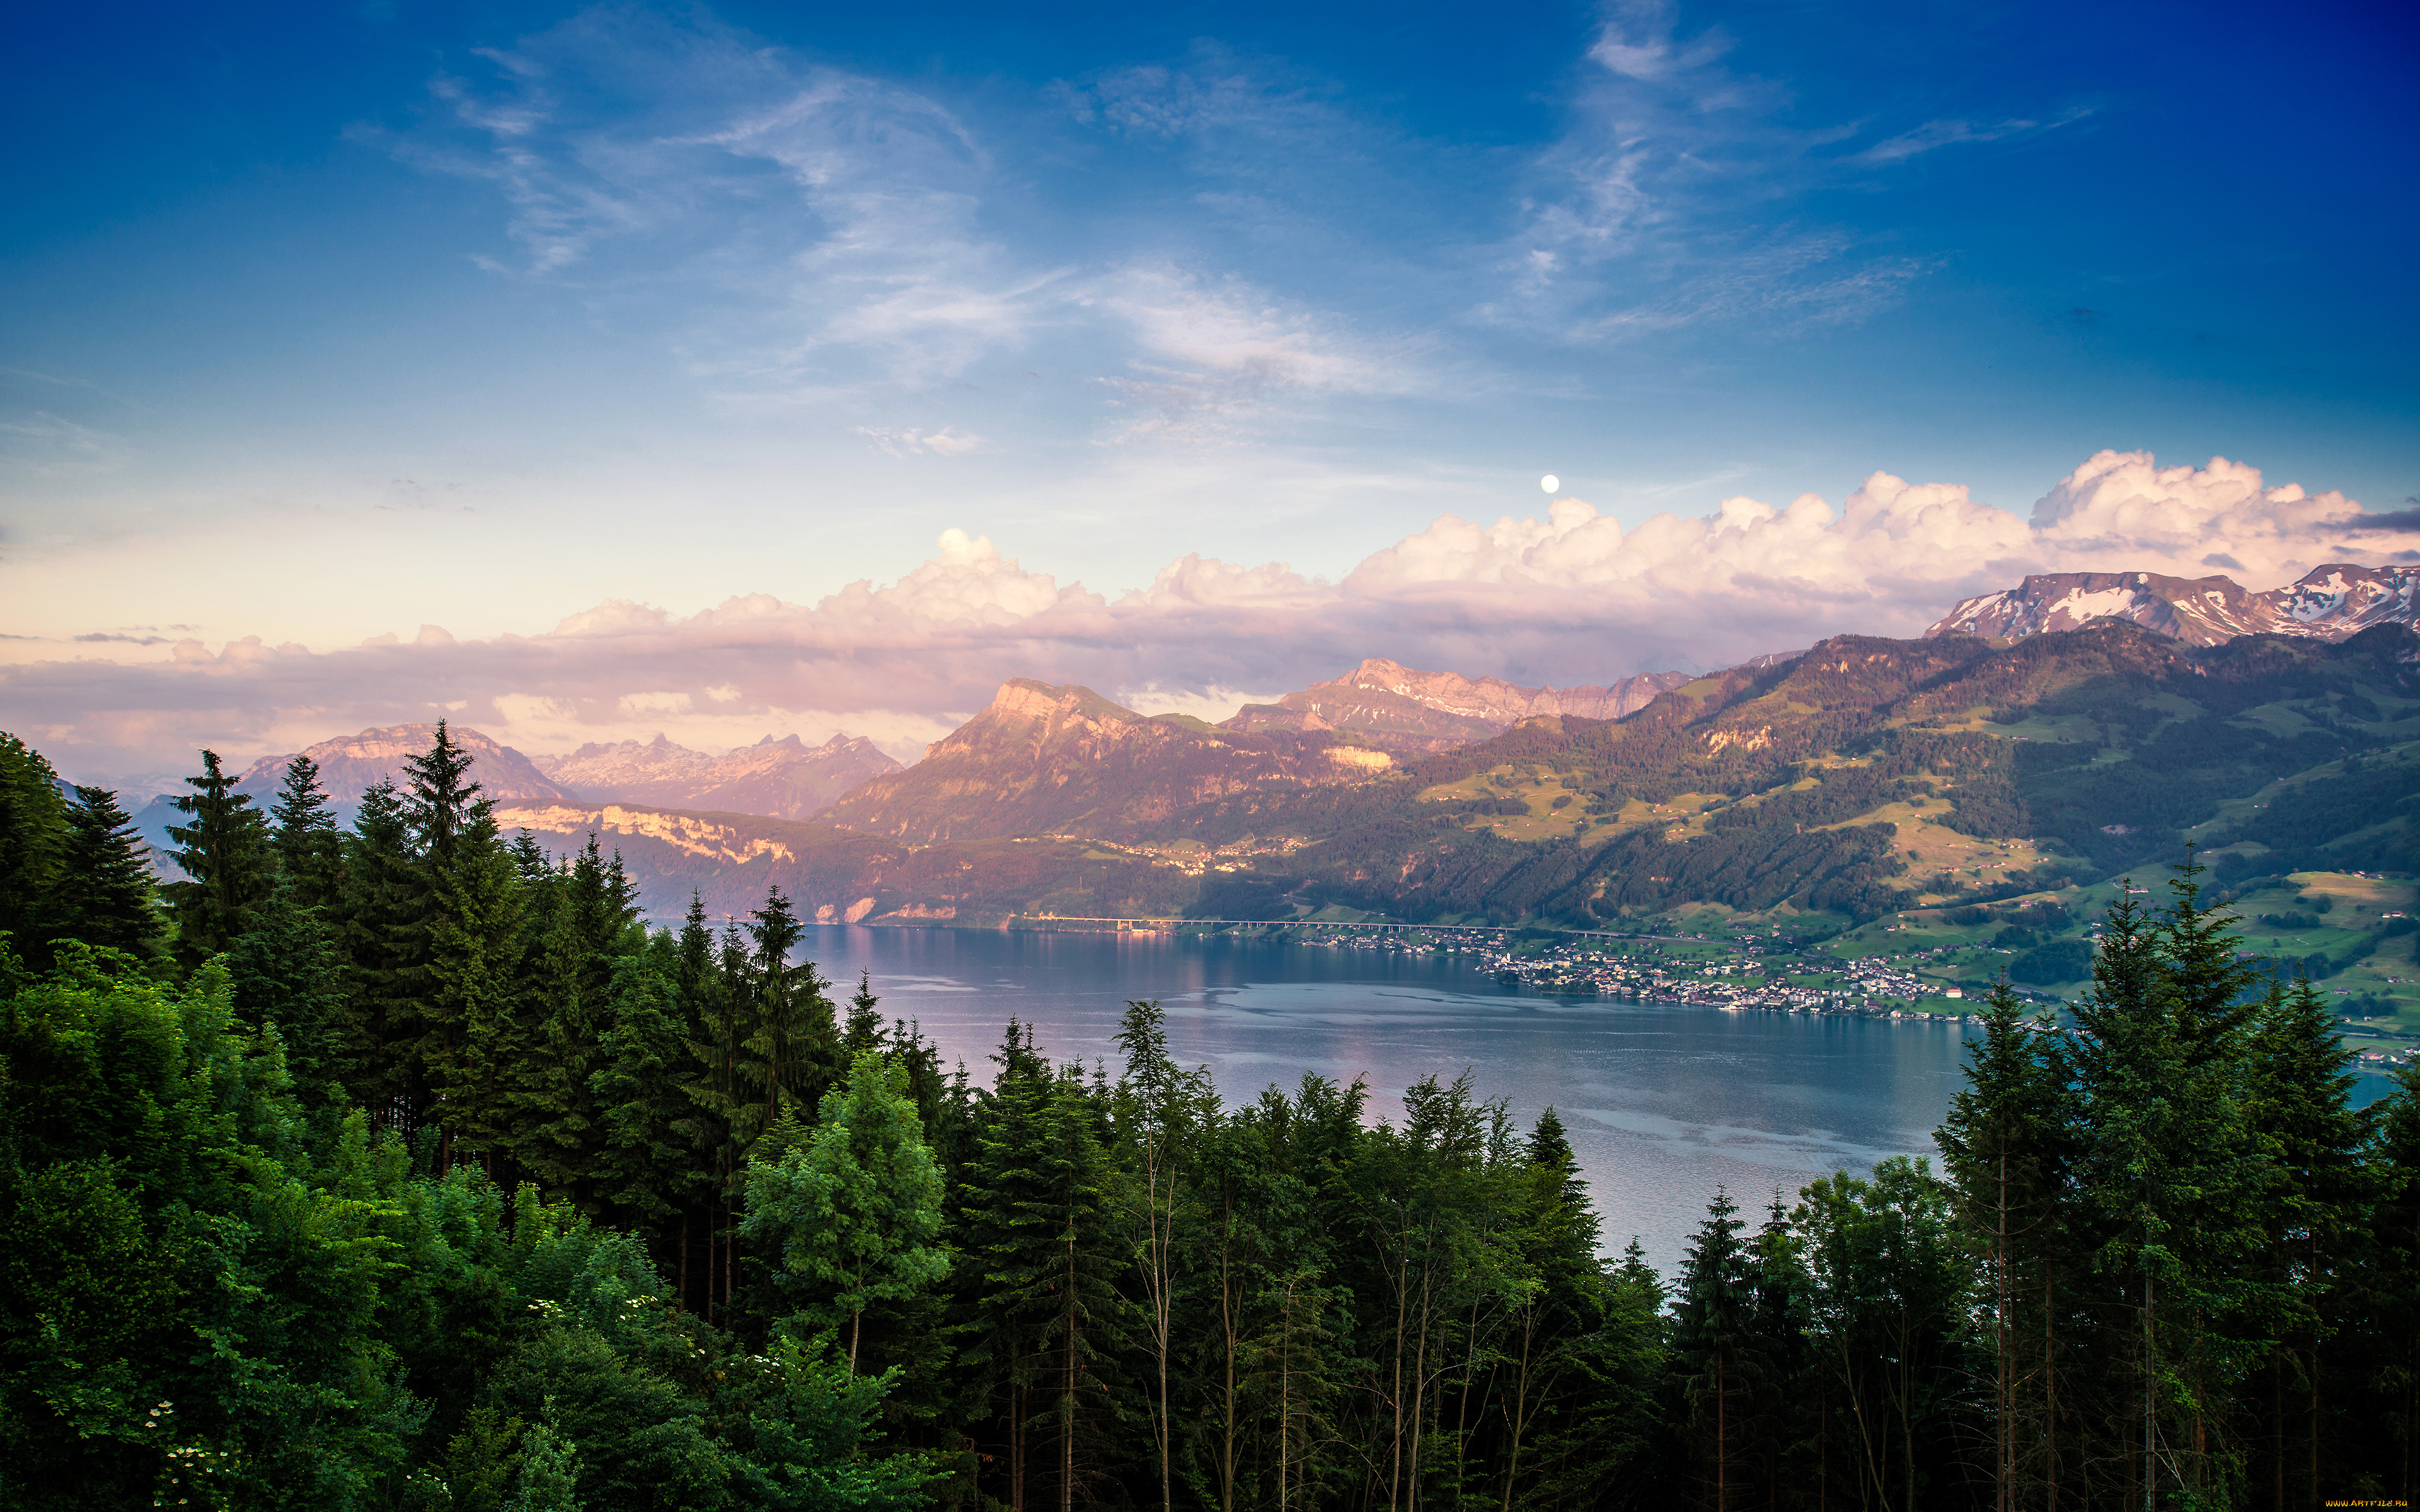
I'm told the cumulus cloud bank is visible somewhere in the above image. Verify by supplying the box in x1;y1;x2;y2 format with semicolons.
6;451;2411;779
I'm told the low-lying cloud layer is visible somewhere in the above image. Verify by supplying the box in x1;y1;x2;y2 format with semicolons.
8;450;2412;781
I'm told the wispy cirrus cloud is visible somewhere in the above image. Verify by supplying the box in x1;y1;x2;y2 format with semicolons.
1490;0;2089;341
1853;108;2092;164
361;11;1422;449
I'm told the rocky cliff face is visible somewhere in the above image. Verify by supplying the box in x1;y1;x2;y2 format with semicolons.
534;731;901;818
1925;564;2420;646
817;679;1395;844
1217;658;1692;751
234;723;570;806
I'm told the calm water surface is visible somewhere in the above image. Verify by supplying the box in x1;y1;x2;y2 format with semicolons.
796;925;2399;1274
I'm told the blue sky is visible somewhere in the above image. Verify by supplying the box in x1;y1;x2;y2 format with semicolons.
4;0;2417;775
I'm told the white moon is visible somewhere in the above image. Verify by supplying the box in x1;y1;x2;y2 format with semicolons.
1540;474;1560;494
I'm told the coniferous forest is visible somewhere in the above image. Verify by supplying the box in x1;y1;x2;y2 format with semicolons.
3;721;2417;1512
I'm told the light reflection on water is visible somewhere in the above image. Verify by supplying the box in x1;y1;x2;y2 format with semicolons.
795;925;2395;1274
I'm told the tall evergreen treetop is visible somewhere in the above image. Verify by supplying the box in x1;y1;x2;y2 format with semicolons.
402;719;486;865
267;753;343;908
164;747;271;965
57;785;164;959
0;732;67;968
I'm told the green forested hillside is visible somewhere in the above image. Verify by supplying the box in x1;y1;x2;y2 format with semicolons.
1219;621;2420;927
3;724;2418;1510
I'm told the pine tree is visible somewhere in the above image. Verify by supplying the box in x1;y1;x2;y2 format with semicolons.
1236;1267;1351;1512
2244;972;2370;1508
163;748;270;965
1022;1067;1127;1512
56;784;164;959
267;753;343;910
337;779;428;1129
1671;1186;1754;1512
515;837;636;1201
960;1024;1054;1509
0;733;68;970
589;936;705;1243
2363;1057;2420;1503
1495;1108;1623;1511
962;1029;1129;1511
681;918;767;1322
844;970;885;1055
744;886;837;1128
2070;863;2269;1509
1939;978;2073;1512
1112;998;1211;1511
1742;1192;1807;1512
422;810;526;1174
401;719;481;868
224;875;353;1099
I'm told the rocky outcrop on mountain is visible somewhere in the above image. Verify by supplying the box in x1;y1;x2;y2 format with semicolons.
818;679;1396;844
534;732;901;818
1925;564;2420;646
1217;658;1693;751
234;724;570;806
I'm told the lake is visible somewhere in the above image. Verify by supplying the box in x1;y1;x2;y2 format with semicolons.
796;925;2402;1275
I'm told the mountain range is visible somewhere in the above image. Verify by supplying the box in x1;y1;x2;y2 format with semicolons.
234;723;570;806
533;732;900;818
814;679;1395;845
112;560;2420;929
476;616;2417;925
1926;563;2419;645
1216;659;1693;750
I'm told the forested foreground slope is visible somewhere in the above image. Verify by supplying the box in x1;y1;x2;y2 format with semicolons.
3;724;2420;1509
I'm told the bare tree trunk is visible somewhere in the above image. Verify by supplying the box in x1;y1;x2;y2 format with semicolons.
1063;1232;1078;1512
1010;1377;1025;1512
1279;1280;1296;1512
2046;1266;2058;1512
2143;1274;2155;1512
1390;1254;1410;1512
1219;1200;1237;1512
1499;1308;1533;1512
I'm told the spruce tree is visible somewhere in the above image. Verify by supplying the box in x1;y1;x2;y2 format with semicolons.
515;837;635;1201
2244;972;2371;1506
421;809;526;1174
1112;997;1211;1511
1671;1186;1754;1512
589;939;704;1243
1022;1067;1127;1511
56;784;164;959
401;719;481;867
0;733;68;968
267;753;343;910
1939;978;2073;1511
224;876;352;1098
960;1023;1054;1507
163;748;270;965
1497;1108;1628;1511
681;919;767;1322
2363;1056;2420;1503
743;885;839;1128
2069;861;2267;1508
844;970;885;1056
337;779;427;1128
